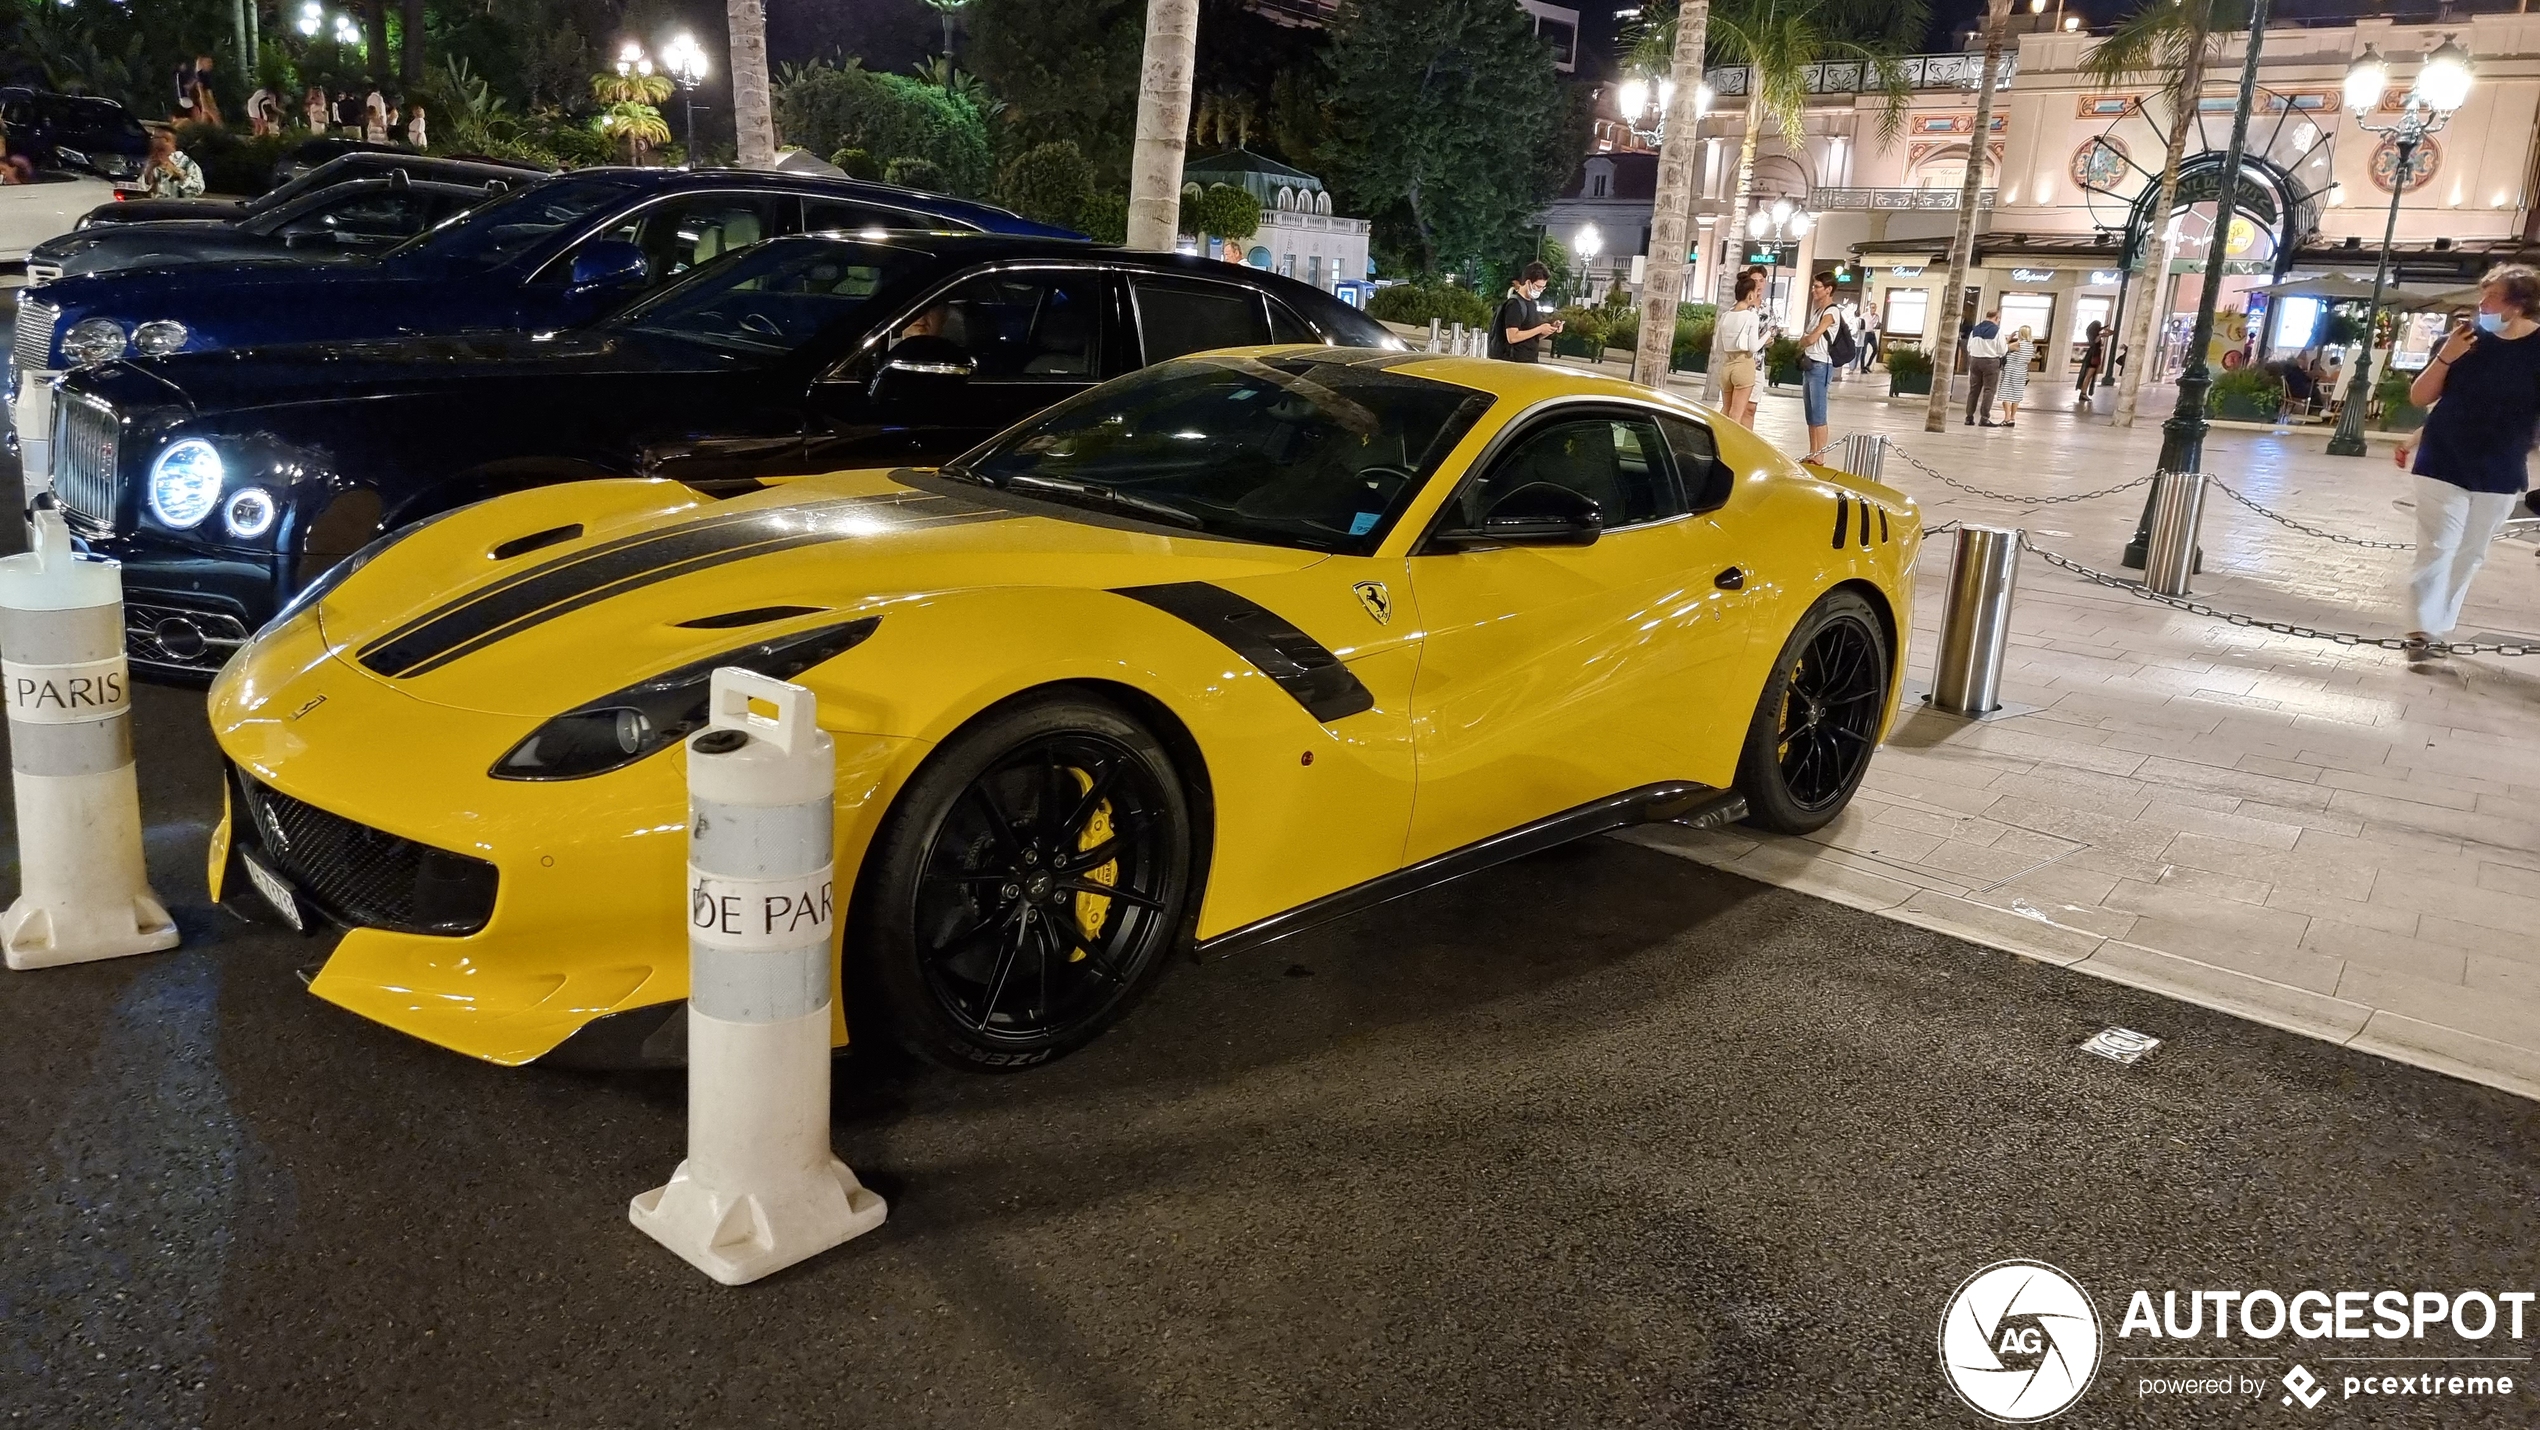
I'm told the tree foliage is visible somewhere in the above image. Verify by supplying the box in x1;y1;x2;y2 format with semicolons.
966;0;1146;185
1632;0;1926;151
999;140;1097;229
774;59;994;197
1322;0;1565;276
1177;182;1261;242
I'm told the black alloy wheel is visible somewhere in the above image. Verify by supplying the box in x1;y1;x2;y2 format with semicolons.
1735;589;1890;834
856;695;1195;1071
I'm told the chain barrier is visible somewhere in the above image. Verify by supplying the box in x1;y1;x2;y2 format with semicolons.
2203;477;2416;550
2012;533;2540;657
1877;439;2159;507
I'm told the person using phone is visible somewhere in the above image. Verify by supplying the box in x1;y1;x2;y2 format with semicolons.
1490;261;1562;363
2392;264;2540;653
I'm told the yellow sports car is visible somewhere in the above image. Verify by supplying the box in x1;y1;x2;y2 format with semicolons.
207;348;1920;1071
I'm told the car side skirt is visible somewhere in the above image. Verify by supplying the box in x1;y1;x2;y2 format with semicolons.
1195;781;1749;960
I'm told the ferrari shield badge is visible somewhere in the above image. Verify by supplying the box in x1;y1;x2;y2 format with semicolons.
1353;580;1391;626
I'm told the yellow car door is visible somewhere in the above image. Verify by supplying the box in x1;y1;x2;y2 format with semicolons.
1403;404;1752;864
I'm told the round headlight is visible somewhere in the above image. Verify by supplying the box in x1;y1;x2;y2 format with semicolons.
132;320;190;357
223;486;276;539
61;317;129;366
148;439;225;528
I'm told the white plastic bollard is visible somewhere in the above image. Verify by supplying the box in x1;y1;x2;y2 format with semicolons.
0;508;178;970
630;668;885;1285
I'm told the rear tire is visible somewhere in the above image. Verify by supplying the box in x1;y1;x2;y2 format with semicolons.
852;693;1195;1072
1734;589;1890;835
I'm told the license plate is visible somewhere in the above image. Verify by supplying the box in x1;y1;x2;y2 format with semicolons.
240;849;306;932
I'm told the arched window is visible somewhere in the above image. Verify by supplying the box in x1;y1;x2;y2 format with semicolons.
1315;190;1331;214
1277;186;1296;210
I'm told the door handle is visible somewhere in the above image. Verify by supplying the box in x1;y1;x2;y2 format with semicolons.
1714;566;1745;590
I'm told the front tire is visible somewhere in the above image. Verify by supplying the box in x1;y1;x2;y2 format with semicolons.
1734;589;1890;834
853;693;1196;1072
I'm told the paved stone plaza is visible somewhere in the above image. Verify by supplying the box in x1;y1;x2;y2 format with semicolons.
1635;370;2540;1101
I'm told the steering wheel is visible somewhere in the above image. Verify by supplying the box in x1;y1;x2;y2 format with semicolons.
740;310;784;339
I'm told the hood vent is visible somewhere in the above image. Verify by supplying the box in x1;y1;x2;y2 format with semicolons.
490;524;582;561
675;604;830;630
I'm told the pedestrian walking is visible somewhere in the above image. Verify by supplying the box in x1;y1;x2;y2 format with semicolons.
406;99;428;149
2392;264;2540;652
304;86;328;133
363;89;389;144
141;127;204;198
1489;262;1561;363
1716;269;1765;429
1797;271;1846;456
1963;309;2006;426
1857;304;1879;373
245;84;277;136
2075;320;2106;399
188;56;220;126
1997;327;2032;427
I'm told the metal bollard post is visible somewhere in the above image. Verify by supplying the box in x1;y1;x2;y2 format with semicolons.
2141;470;2206;598
1929;525;2022;718
1448;322;1465;356
1426;317;1442;353
0;507;178;969
631;668;886;1285
1846;433;1887;483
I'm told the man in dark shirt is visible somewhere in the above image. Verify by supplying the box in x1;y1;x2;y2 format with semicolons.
2393;265;2540;645
1492;261;1561;362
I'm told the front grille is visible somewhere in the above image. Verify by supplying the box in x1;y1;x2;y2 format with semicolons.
52;393;119;528
126;600;251;675
13;299;56;374
234;773;499;936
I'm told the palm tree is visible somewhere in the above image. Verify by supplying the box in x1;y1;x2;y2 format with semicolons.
2084;0;2225;427
1631;0;1710;388
1635;0;1922;396
1127;0;1201;251
728;0;777;168
1922;0;2011;434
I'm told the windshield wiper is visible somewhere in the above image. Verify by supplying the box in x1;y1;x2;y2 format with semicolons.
1005;474;1203;528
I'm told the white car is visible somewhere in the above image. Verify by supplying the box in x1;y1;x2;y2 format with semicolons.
7;171;128;506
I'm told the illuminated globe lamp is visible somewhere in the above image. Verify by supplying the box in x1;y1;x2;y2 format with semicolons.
660;33;710;166
2325;35;2474;457
1614;73;1711;149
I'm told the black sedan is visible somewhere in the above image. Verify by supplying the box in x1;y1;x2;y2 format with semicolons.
29;173;515;286
45;233;1397;678
75;150;546;230
0;87;149;183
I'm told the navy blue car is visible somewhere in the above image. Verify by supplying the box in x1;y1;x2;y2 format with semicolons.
11;167;1078;498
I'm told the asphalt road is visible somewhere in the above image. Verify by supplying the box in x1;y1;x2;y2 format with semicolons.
3;480;2538;1430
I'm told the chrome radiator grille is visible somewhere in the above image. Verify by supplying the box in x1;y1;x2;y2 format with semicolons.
52;394;120;528
12;299;57;375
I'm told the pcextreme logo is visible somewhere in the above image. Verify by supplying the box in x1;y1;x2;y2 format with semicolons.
1939;1261;2105;1423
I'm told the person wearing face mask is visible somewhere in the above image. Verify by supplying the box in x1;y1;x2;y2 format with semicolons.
2391;263;2540;653
1490;262;1563;363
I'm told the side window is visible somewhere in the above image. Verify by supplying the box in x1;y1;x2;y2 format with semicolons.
803;198;919;235
1452;415;1679;532
1658;414;1732;513
280;190;430;240
890;272;1102;379
1132;277;1271;363
1267;298;1319;345
589;193;794;285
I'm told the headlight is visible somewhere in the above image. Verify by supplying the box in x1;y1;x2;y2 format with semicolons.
148;439;225;527
61;317;128;366
132;320;189;357
223;487;276;538
491;619;881;781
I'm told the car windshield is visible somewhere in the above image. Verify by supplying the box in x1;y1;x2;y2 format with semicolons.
954;356;1492;555
615;239;931;356
242;154;374;214
382;174;635;271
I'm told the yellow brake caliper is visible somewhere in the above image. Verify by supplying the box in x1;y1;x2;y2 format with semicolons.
1070;768;1117;963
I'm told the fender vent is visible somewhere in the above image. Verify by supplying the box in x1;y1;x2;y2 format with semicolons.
1830;496;1849;548
675;604;830;630
490;524;582;561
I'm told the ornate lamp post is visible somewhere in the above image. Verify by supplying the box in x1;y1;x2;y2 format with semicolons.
1746;197;1813;312
661;33;709;167
1574;222;1603;303
2323;36;2473;457
1613;74;1712;150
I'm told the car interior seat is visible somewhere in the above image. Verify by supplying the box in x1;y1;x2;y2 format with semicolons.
1022;303;1092;375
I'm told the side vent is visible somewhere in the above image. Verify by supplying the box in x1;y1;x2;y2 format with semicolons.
1879;506;1891;544
1858;498;1873;549
1830;495;1849;549
674;605;831;630
490;524;583;561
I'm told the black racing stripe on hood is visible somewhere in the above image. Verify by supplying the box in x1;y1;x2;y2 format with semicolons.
1114;582;1374;724
359;490;1004;680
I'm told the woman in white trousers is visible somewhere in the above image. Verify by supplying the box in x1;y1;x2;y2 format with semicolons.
2394;265;2540;651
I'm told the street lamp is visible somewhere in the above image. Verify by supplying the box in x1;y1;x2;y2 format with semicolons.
296;2;320;36
616;41;655;79
1614;74;1711;150
2325;36;2472;457
1575;221;1603;300
661;33;709;167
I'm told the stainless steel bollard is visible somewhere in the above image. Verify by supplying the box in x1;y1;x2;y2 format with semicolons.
1844;434;1887;482
630;668;886;1285
1426;317;1442;353
1930;525;2022;718
1449;322;1466;356
2141;470;2206;597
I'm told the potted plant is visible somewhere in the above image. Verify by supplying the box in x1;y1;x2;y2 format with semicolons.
1885;345;1933;396
2211;364;2285;422
1765;336;1803;387
2374;368;2427;432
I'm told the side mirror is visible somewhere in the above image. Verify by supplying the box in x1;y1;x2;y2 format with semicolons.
869;334;976;402
566;238;648;293
1432;482;1603;549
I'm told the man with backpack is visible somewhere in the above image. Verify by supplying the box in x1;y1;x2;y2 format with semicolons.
1490;262;1563;362
1797;272;1851;456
